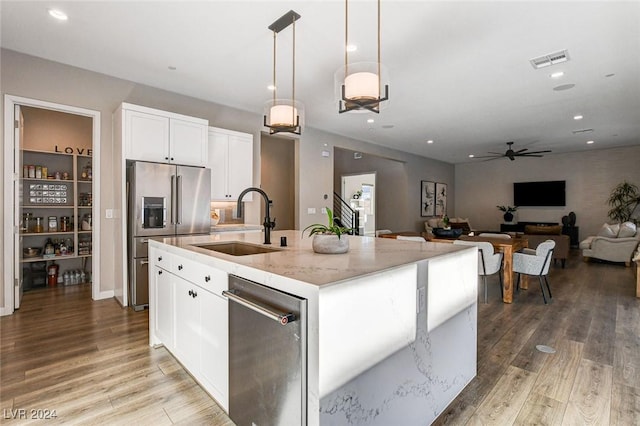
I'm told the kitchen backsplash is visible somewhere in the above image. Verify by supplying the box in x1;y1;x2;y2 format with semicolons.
211;202;242;225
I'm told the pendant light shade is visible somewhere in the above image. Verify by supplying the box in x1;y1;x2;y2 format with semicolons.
263;10;303;135
337;0;389;114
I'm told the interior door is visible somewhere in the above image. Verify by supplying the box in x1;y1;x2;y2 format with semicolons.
14;105;24;309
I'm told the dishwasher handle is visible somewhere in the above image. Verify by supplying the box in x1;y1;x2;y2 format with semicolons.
223;290;296;325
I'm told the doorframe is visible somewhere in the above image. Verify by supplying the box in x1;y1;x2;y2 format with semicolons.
3;95;102;315
341;172;377;236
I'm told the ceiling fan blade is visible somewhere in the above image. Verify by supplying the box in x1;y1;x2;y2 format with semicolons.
487;152;504;155
474;154;503;159
515;148;528;153
521;149;552;154
518;154;545;157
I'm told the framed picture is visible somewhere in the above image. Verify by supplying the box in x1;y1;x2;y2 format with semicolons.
421;181;436;217
435;182;447;216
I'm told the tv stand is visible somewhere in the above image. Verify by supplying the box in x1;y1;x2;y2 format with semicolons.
500;221;558;233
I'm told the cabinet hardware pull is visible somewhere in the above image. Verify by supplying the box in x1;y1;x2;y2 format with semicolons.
223;290;296;325
178;264;183;270
158;256;162;261
205;275;211;282
193;291;197;298
188;289;193;296
158;270;163;275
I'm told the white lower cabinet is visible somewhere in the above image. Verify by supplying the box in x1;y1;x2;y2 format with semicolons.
174;276;202;374
199;289;229;410
150;248;229;411
152;266;174;351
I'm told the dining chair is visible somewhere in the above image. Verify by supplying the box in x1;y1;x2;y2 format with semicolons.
478;233;512;239
513;239;555;304
396;236;426;242
454;240;503;303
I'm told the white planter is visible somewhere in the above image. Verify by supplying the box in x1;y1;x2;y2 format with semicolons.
312;234;349;254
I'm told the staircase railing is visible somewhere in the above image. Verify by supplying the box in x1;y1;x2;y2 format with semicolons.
333;192;359;235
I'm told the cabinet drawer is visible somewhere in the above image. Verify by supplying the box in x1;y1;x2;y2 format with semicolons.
153;248;171;270
171;255;227;295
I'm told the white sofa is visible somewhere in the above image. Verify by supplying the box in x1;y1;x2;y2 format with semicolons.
580;222;640;266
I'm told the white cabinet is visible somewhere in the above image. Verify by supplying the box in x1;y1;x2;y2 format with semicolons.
121;103;208;166
199;289;229;410
149;247;229;411
152;266;174;350
208;127;253;200
174;275;202;373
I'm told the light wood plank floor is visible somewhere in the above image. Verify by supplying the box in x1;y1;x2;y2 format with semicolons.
1;251;639;425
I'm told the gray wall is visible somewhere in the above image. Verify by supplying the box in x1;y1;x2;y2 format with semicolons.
455;145;640;238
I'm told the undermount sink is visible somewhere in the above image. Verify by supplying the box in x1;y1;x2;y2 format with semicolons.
193;242;281;256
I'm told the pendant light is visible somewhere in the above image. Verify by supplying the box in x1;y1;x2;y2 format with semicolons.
336;0;389;114
263;10;303;135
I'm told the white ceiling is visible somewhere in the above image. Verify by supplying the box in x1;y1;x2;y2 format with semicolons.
2;1;639;164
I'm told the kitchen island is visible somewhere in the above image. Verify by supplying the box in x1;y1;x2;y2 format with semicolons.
148;230;477;426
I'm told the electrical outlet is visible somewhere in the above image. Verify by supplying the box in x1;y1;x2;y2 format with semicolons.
417;286;426;313
105;209;113;219
320;207;327;214
307;207;316;214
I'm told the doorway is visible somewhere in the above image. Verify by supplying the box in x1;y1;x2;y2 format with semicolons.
3;95;101;316
260;134;297;230
342;173;376;236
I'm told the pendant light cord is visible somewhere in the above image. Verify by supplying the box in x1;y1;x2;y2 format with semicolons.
345;0;349;77
272;30;277;104
292;16;296;123
377;0;381;94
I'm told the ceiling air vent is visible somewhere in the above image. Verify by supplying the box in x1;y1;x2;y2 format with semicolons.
572;128;594;134
530;49;570;69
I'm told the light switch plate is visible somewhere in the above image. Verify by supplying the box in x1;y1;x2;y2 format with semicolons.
105;209;113;219
307;207;316;214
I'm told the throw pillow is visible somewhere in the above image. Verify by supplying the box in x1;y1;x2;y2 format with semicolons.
597;223;619;238
525;225;563;235
618;221;637;238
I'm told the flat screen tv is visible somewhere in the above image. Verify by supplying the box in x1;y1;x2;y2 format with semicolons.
513;180;566;207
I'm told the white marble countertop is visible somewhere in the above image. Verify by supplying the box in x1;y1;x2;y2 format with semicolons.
155;230;467;287
210;224;262;232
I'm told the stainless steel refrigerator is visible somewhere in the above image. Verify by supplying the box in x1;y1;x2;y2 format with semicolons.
127;160;211;310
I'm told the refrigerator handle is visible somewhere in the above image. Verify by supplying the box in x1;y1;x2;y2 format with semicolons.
177;174;183;224
170;175;176;225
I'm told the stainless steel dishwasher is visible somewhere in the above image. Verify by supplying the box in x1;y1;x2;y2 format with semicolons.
223;275;307;426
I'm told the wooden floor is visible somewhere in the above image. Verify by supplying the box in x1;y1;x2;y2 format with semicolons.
1;251;638;425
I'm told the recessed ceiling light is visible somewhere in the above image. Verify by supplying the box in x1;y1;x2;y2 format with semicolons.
586;140;595;144
605;73;615;78
267;85;276;91
550;71;564;78
553;84;576;91
367;118;374;123
48;9;68;21
168;66;177;71
573;115;583;120
468;154;475;158
346;44;357;52
381;124;394;129
426;140;434;144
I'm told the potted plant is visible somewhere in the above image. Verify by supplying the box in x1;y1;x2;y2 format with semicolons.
303;207;352;254
497;205;518;223
607;181;640;224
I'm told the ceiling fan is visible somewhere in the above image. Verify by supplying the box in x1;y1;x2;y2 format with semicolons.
474;141;552;161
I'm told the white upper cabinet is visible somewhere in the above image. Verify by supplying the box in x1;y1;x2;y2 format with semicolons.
122;103;208;167
208;127;253;201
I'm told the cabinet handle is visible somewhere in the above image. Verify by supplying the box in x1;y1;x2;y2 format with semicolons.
158;270;163;275
158;256;162;261
178;264;183;271
192;290;197;298
165;157;169;160
205;275;211;282
188;289;193;296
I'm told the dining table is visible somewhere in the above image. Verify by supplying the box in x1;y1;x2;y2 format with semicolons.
429;234;529;303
